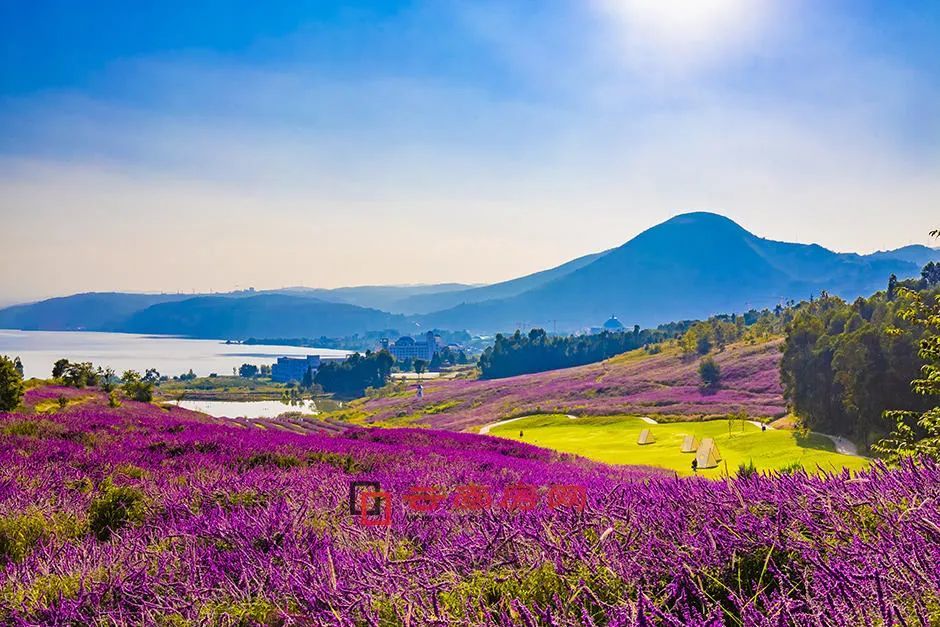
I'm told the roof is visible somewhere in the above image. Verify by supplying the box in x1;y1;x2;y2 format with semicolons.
603;315;624;330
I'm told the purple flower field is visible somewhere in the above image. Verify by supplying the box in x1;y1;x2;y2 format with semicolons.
354;340;787;430
1;390;937;625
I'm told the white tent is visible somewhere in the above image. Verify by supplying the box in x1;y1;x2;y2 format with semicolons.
637;428;655;445
696;438;722;469
681;435;699;453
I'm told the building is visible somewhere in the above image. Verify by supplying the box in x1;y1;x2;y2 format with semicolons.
589;315;625;335
380;331;441;362
270;355;322;383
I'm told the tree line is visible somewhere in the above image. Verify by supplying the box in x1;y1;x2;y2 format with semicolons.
314;350;394;398
478;326;669;379
781;269;940;449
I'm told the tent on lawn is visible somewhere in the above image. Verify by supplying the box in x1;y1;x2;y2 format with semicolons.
681;435;699;453
637;428;655;445
696;438;722;469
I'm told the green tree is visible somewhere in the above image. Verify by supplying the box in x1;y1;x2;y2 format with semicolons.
52;358;70;379
97;367;117;392
922;262;940;287
238;363;259;378
698;358;721;390
12;357;24;378
301;366;314;390
62;362;97;388
874;287;940;461
0;355;25;411
121;370;154;403
414;359;428;376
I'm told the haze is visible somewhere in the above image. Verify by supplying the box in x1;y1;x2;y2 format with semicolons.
1;1;938;304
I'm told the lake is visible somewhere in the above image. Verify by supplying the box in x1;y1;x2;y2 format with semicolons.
177;399;321;419
0;329;351;379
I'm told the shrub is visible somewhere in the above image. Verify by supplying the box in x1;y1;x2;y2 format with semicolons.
88;481;148;541
0;510;47;565
736;460;758;480
699;358;721;390
0;355;25;411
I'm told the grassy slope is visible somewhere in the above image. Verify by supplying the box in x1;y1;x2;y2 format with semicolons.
340;339;786;430
490;414;868;476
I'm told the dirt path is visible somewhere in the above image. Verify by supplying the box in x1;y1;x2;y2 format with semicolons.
638;416;658;424
478;416;525;435
817;433;860;456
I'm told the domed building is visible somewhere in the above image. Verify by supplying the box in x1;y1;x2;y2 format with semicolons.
602;315;624;331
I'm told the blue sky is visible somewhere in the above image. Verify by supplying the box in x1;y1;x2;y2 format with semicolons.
1;1;938;302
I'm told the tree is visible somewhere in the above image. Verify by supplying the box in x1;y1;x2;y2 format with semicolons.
414;359;428;377
875;287;940;462
121;370;153;403
62;362;97;388
97;367;117;392
143;368;161;384
695;335;712;355
922;262;940;287
698;358;721;391
52;358;71;379
301;366;314;390
0;355;25;411
238;363;259;378
12;357;24;378
259;364;271;377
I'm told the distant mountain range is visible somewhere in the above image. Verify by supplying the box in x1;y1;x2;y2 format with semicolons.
1;212;936;338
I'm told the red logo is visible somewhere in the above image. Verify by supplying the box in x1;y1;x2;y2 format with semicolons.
402;485;446;513
499;483;539;512
546;484;586;512
359;490;391;527
451;484;493;512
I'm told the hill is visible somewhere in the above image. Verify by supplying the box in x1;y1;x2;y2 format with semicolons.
1;387;935;623
390;249;610;314
117;293;410;339
342;339;786;430
2;212;936;338
0;292;192;331
421;212;938;332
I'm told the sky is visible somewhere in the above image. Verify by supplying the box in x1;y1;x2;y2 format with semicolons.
1;0;938;304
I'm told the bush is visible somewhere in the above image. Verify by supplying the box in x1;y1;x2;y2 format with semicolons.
88;481;148;541
698;358;721;390
0;510;47;565
736;460;758;480
0;355;25;411
121;370;154;403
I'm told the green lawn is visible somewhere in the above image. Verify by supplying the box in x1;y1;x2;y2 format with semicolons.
490;414;869;476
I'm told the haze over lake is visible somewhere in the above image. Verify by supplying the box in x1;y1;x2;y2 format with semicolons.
0;329;350;379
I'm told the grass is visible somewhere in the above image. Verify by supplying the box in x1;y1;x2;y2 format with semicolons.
489;414;869;476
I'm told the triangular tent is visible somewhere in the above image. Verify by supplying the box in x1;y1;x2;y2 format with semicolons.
681;435;699;453
637;428;655;445
696;438;722;469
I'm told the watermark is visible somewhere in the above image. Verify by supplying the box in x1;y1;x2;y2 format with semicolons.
348;481;586;525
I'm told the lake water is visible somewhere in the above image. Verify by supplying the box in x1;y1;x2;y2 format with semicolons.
178;399;320;419
0;329;351;379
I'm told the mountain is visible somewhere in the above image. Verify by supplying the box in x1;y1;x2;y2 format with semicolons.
2;212;935;339
272;284;475;313
116;294;410;339
0;292;193;331
866;244;940;267
420;212;939;333
389;250;611;314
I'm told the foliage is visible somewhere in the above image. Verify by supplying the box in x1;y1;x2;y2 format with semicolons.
698;357;721;390
238;363;259;378
88;480;148;542
0;355;25;411
874;287;940;462
120;370;154;403
780;285;936;447
59;361;98;388
479;326;673;379
314;350;394;398
0;388;934;623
